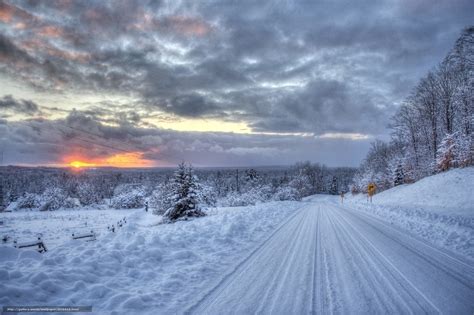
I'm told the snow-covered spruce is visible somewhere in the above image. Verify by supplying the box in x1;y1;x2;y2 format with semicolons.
158;163;205;222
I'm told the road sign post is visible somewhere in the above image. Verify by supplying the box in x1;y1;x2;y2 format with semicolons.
367;183;376;203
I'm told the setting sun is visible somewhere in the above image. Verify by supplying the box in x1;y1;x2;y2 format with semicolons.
70;161;97;168
65;152;155;169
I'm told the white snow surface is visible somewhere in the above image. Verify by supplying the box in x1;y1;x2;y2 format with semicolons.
0;201;304;314
187;197;474;314
367;167;474;216
346;167;474;258
1;169;473;314
0;208;129;249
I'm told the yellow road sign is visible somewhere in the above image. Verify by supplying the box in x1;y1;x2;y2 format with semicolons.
367;183;377;196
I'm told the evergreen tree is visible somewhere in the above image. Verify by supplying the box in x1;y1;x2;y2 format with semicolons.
329;176;338;195
164;163;205;222
392;161;405;186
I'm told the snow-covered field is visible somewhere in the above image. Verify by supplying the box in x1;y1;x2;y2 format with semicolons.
0;208;132;250
345;167;474;259
0;201;304;314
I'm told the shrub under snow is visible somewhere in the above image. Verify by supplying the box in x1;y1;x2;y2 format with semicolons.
38;188;71;211
150;183;173;215
16;193;40;209
111;185;146;209
273;186;300;201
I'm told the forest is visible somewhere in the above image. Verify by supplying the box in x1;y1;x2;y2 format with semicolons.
352;27;473;193
0;162;356;213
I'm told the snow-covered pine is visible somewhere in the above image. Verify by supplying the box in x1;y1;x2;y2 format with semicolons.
329;176;338;195
163;163;205;222
392;160;405;186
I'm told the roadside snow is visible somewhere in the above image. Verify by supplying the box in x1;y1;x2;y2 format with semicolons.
0;201;303;314
370;167;474;217
345;167;474;259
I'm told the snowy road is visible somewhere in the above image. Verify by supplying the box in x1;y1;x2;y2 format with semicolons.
187;197;474;314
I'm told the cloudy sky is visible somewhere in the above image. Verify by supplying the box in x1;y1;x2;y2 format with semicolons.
0;0;472;167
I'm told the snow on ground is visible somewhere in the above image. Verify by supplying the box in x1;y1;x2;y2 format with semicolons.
0;208;135;250
0;201;304;314
370;167;474;216
345;167;474;259
187;199;474;314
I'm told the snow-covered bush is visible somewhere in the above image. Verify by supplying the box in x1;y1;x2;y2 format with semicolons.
289;175;312;199
220;185;273;207
39;188;68;211
221;191;256;207
198;184;217;207
16;193;40;209
77;182;101;206
150;183;173;215
273;186;300;201
111;184;146;209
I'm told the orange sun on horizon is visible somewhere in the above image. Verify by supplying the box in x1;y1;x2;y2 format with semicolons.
70;160;97;168
66;152;155;169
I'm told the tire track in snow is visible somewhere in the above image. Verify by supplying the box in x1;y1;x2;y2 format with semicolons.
325;205;395;313
184;203;310;314
254;207;312;314
311;205;323;314
333;204;474;314
329;205;437;313
185;198;473;314
338;205;474;288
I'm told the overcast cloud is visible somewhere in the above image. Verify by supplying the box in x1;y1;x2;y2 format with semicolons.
0;0;472;166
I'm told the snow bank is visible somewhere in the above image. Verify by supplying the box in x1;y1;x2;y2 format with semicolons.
346;167;474;259
0;201;303;314
370;167;474;217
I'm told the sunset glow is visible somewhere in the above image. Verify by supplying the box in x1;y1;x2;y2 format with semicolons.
65;152;155;169
70;161;97;168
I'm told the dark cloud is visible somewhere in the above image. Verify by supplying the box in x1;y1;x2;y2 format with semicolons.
162;93;219;117
0;95;39;115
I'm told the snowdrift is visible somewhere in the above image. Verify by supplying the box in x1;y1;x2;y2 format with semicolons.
346;167;474;259
370;167;474;217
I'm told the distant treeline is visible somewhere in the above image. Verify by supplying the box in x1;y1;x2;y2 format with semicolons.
0;163;356;210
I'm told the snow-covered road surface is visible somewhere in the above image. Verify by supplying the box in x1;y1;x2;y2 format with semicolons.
187;197;474;314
